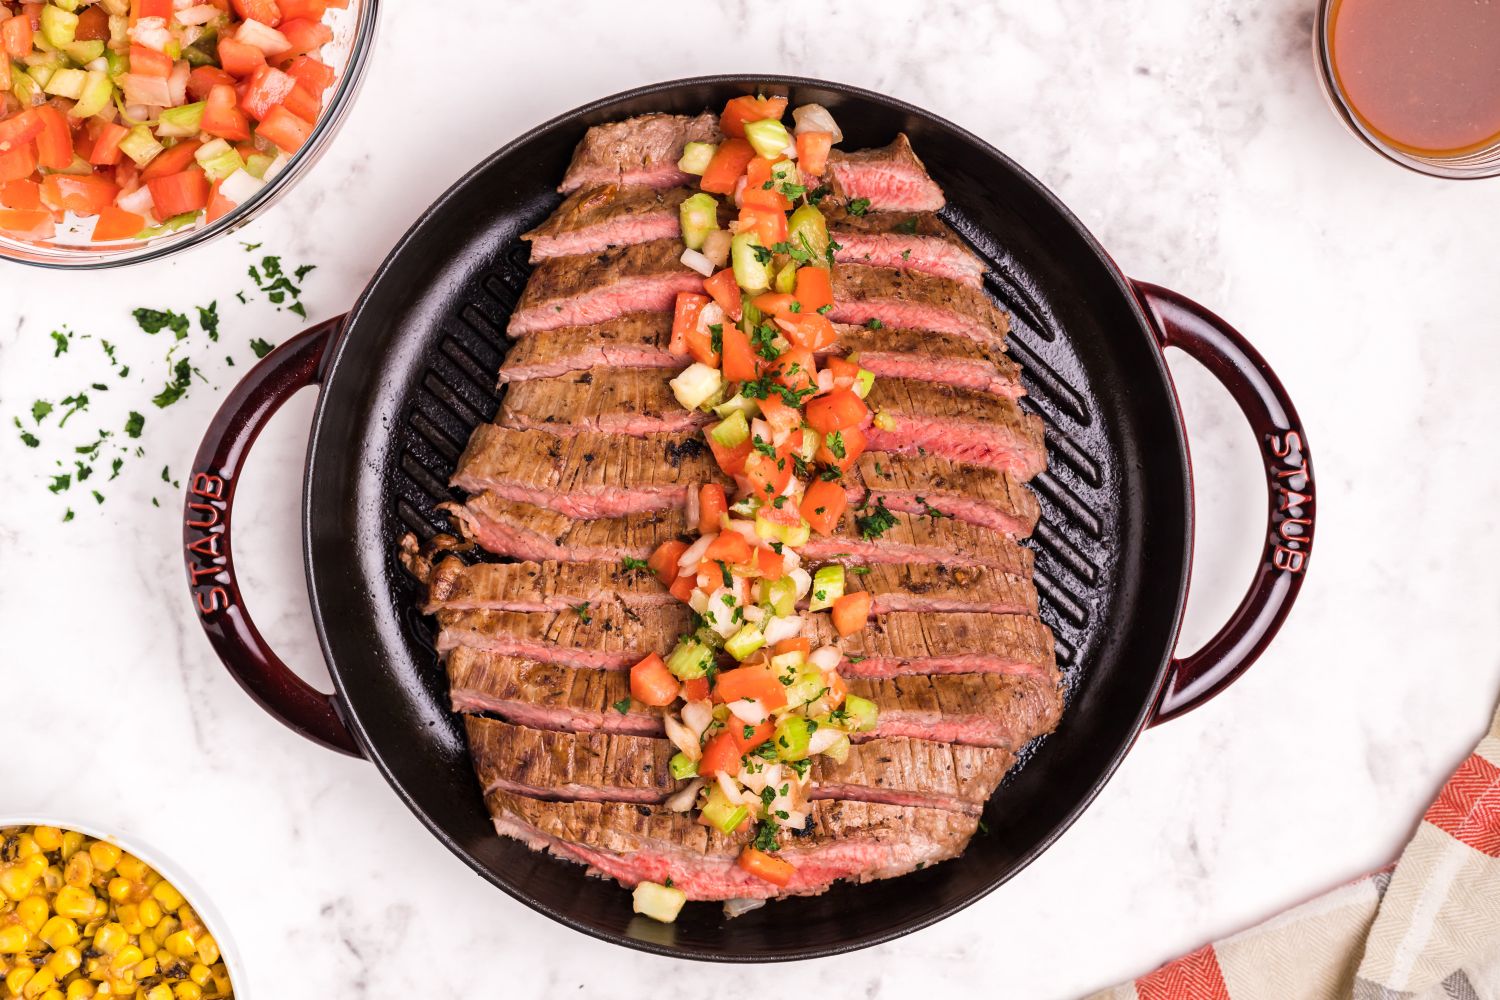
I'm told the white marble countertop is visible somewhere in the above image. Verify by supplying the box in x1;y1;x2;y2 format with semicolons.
4;0;1500;995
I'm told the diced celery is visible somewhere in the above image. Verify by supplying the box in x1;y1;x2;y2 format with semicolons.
770;651;805;674
118;125;164;167
758;576;796;617
53;0;82;11
769;158;800;193
820;732;851;764
9;64;37;105
133;212;200;240
873;409;896;431
728;496;761;518
156;101;206;138
773;715;812;761
754;511;810;549
678;191;718;251
632;881;687;924
840;694;879;732
107;13;128;46
669;362;722;411
195;141;245;182
853;368;875;398
104;48;128;78
709;410;749;449
40;6;79;48
781;520;810;547
774;259;797;294
182;27;220;67
243;153;276;179
711;393;760;420
664;638;715;680
26;65;56;90
788;204;829;265
809;565;845;612
743;118;791;158
52;153;92;176
99;0;131;16
63;40;104;64
678;140;716;176
701;785;748;835
70;71;113;119
794;428;818;465
724;624;765;662
784;665;825;708
43;67;87;99
730;231;771;292
669;753;698;780
740;300;762;331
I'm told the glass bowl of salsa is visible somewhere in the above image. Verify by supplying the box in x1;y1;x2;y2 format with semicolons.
1316;0;1500;178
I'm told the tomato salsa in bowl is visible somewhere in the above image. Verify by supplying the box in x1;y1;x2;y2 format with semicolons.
0;0;377;268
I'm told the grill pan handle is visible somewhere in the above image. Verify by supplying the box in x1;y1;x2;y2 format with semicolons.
182;317;362;757
1132;282;1314;726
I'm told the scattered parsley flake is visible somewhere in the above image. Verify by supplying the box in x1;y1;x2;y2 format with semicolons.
124;411;145;438
620;556;649;574
249;338;275;359
855;498;897;540
846;197;871;216
573;602;592;624
866;318;884;330
50;330;70;356
612;697;631;714
31;401;52;423
197;301;220;341
152;359;193;408
895;217;920;234
132;308;190;339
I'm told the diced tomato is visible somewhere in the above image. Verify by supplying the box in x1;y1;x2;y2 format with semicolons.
132;0;174;19
755;394;799;440
86;123;127;167
239;65;295;120
702;268;741;320
700;137;754;195
0;143;38;184
800;478;848;536
275;0;325;18
831;591;872;638
703;533;752;567
1;14;33;60
90;205;146;242
815;423;866;474
204;179;237;224
70;3;109;40
229;0;281;25
668;574;696;605
720;326;756;383
218;36;267;77
0;109;44;149
773;637;811;659
739;205;787;246
698;484;727;536
753;546;784;577
743;449;792;501
283;54;334;94
684;318;719;368
147;167;210;217
629;653;680;708
32;106;72;171
256;104;313;152
769;347;816;395
697;732;741;778
40;174;118;215
728;718;774;754
740;156;791;211
140;139;203;181
669;291;709;355
777;311;837;352
202;84;251;141
823;356;860;390
705;424;752;476
278;81;320;122
794;266;833;312
129;43;173;77
274;17;332;58
796;131;833;176
0;178;39;210
750;292;797;317
805;388;869;435
822;669;848;708
187;65;237;100
681;677;710;702
719;95;788;139
737;847;795;886
648;539;689;587
714;663;787;710
0;208;54;240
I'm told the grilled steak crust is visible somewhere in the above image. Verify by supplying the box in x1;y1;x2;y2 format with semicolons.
803;508;1034;573
499;368;709;437
866;379;1047;480
814;612;1058;681
435;603;695;670
826;135;945;213
831;213;985;287
451;425;728;518
466;717;1011;815
485;790;978;899
446;649;1061;750
498;314;679;383
524;185;697;261
559;112;721;194
853;453;1040;537
852;563;1038;616
509;239;702;334
829;265;1010;348
424;557;674;614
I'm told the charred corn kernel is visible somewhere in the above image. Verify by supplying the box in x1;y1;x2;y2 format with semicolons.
52;888;95;921
162;931;195;959
32;829;62;853
39;916;79;950
209;967;229;994
136;901;160;930
14;835;39;859
152;918;177;945
115;906;143;937
46;946;81;978
144;985;172;1000
172;983;202;1000
147;885;182;914
65;982;94;1000
108;945;142;973
92;923;127;955
105;880;132;905
63;855;92;891
21;967;56;998
59;832;83;863
113;858;145;884
0;923;32;952
7;966;34;992
41;866;63;893
187;964;211;987
86;844;119;874
19;896;49;934
191;936;217;967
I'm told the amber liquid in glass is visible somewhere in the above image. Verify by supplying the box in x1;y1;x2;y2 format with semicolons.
1330;0;1500;157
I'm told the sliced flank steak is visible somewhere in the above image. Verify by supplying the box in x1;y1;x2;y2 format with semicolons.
802;508;1033;574
498;368;708;437
485;790;977;899
508;239;701;335
849;563;1038;617
451;424;728;519
826;134;945;214
831;212;985;287
445;649;1061;751
465;716;1012;816
835;326;1022;399
851;453;1040;537
558;112;721;194
524;185;696;260
865;379;1047;480
828;265;1010;349
814;611;1057;682
434;603;694;670
498;314;679;382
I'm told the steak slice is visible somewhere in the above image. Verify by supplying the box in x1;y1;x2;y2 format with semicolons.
832;213;985;287
829;265;1010;348
509;239;702;335
424;557;673;614
498;314;680;383
865;379;1047;480
850;562;1037;616
449;493;1033;574
485;790;977;899
446;649;1061;750
559;112;721;194
814;612;1057;682
498;368;708;437
451;425;727;518
524;185;696;261
852;453;1040;537
466;717;1012;815
836;326;1022;399
826;135;945;213
435;603;694;670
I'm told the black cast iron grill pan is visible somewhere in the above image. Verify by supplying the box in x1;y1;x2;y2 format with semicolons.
181;76;1315;961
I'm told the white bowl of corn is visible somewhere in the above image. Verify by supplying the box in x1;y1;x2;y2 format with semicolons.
0;818;243;999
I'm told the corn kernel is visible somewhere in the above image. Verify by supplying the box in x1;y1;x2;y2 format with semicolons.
136;901;160;930
0;923;32;953
40;991;64;1000
144;985;172;1000
18;896;49;934
92;923;127;955
115;906;143;937
14;836;39;859
106;879;132;904
31;829;62;853
0;866;36;902
148;883;183;914
40;867;62;894
21;967;56;998
109;945;142;974
190;935;217;967
52;888;95;921
6;967;34;993
62;855;92;891
138;933;157;959
172;983;202;1000
162;931;196;959
187;964;211;987
47;946;81;978
114;858;145;883
59;833;83;863
134;956;157;979
209;967;230;993
39;916;79;950
65;982;94;1000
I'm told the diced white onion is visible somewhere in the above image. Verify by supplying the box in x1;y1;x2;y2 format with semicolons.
763;616;803;646
697;301;725;331
665;778;704;812
685;487;701;531
115;185;155;217
716;771;753;806
681;700;714;739
702;229;732;268
217;168;265;206
781;141;798;160
815;369;834;393
792;104;843;143
128;16;172;51
680;247;713;277
737;763;768;794
731;174;747;209
781;810;808;830
167;59;189;105
679;533;716;570
722;519;758;545
723;897;767;919
263;152;293;180
807;727;844;755
664;714;701;761
85;57;107;72
789;568;812;601
809;645;841;672
705;588;741;638
749;418;770;444
118;74;173;107
175;4;218;24
727;698;767;726
687;588;708;615
742;604;765;624
236;18;291;55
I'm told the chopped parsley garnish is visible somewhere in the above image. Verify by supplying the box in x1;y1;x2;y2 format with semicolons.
612;697;631;714
896;217;919;234
620;556;650;574
855;498;897;540
750;323;782;361
197;301;220;341
31;401;53;423
824;430;846;460
14;419;38;449
901;249;911;261
751;435;777;457
50;329;70;357
849;565;871;575
751;244;773;265
847;197;871;216
132;308;190;339
572;602;592;624
866;318;884;330
752;819;781;852
152;359;194;408
817;304;833;315
787;758;811;778
807;184;831;205
249;338;275;359
915;495;952;520
124;411;145;439
720;561;732;588
708;322;723;354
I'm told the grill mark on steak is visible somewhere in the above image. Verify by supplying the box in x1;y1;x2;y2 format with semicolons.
435;603;695;670
509;239;702;335
559;112;721;194
466;717;1012;816
523;185;696;261
826;135;945;213
445;649;1062;751
499;369;710;437
829;265;1010;348
852;453;1040;537
836;326;1023;400
484;790;978;899
451;425;728;518
831;214;985;288
810;612;1058;682
865;379;1047;481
